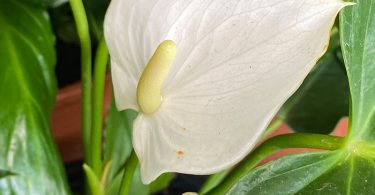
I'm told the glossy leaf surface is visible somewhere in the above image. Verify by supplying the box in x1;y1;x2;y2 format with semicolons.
341;0;375;141
0;0;70;194
228;152;375;194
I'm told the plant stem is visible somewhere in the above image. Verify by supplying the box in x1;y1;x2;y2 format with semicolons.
205;133;344;195
91;37;109;178
119;151;138;195
69;0;92;165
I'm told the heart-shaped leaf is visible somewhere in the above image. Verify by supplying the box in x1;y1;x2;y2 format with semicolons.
0;0;69;194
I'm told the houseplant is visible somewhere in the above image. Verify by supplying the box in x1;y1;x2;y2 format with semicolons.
1;0;374;194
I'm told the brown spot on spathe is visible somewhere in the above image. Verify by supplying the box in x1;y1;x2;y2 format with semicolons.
176;150;184;156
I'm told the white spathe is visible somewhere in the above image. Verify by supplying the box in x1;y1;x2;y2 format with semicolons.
104;0;347;184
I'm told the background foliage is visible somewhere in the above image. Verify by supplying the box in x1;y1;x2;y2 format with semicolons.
0;0;70;194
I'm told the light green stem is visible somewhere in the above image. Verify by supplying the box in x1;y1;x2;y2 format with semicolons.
91;37;109;178
119;151;138;195
205;133;344;195
69;0;92;165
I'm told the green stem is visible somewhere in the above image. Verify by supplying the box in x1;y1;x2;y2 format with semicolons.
200;118;283;194
205;133;344;195
119;151;138;195
69;0;92;165
91;37;109;178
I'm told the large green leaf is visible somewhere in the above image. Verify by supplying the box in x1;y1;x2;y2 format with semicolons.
0;0;70;194
279;31;350;134
228;152;375;194
341;0;375;141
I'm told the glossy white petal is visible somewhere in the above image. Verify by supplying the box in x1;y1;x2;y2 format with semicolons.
105;0;347;184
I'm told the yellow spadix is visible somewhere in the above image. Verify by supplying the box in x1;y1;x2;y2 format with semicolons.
136;40;177;114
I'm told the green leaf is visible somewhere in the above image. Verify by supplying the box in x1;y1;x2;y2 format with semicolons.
227;151;375;194
106;166;148;195
0;1;70;194
149;172;174;194
103;101;137;184
106;165;174;195
279;30;350;134
200;170;230;194
129;166;149;195
104;101;174;194
341;0;375;141
83;164;104;195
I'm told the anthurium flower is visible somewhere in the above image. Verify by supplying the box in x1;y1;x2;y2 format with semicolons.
104;0;347;184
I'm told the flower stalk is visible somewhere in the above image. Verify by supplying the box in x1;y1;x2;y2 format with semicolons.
69;0;92;165
91;37;109;177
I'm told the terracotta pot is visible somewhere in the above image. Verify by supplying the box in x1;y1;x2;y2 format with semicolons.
51;77;112;163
